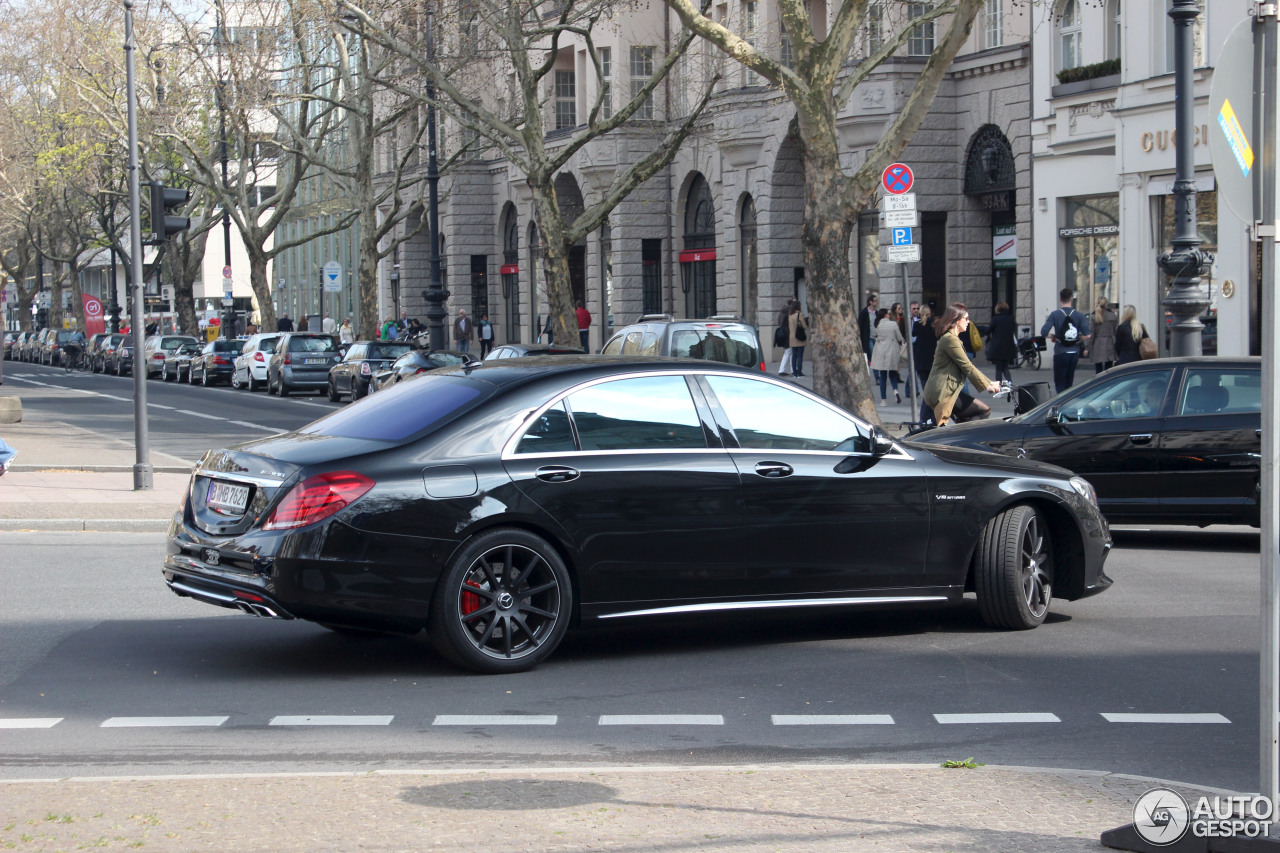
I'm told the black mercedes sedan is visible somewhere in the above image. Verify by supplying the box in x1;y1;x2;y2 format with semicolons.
327;340;414;401
163;357;1112;673
912;357;1261;527
368;348;479;393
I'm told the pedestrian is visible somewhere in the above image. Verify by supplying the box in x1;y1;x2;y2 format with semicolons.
277;313;294;332
858;292;879;362
923;302;1002;426
322;313;336;335
1040;288;1091;393
575;300;592;350
787;300;808;378
775;301;795;376
912;305;936;392
380;316;398;341
542;313;554;344
0;434;15;476
454;309;473;353
1090;297;1118;373
245;322;258;337
407;318;424;340
478;313;494;358
985;302;1017;383
870;307;904;404
397;310;411;337
145;320;158;336
338;319;354;345
1114;304;1150;365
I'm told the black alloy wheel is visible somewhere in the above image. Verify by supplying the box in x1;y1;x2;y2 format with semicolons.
975;504;1053;630
429;529;572;674
327;379;340;402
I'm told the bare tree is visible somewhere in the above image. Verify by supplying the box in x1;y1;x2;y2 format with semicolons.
664;0;984;421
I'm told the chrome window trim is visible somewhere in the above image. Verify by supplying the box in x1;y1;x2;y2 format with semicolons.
598;595;948;620
499;368;905;461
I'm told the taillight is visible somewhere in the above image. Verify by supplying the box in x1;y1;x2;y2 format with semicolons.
414;367;427;374
360;362;371;375
284;354;292;365
213;356;228;365
254;352;265;362
759;361;766;372
153;353;165;360
262;471;374;530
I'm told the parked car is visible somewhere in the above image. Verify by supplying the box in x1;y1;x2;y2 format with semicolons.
22;330;46;362
161;342;204;382
483;343;584;361
369;349;479;393
910;357;1261;527
141;335;200;379
600;314;765;371
88;333;126;373
9;331;31;361
37;329;75;366
163;357;1112;674
231;333;282;392
2;332;19;360
266;333;342;396
189;339;246;386
326;341;413;402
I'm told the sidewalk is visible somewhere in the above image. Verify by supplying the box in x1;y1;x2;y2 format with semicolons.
0;763;1227;852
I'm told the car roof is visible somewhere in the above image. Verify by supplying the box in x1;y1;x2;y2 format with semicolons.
436;354;758;390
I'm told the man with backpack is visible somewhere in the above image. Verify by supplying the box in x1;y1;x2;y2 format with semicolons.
1041;288;1092;393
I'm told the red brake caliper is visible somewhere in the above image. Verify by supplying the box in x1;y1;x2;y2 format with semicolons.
461;580;483;616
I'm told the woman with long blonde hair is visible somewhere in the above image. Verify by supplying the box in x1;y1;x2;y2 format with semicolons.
1114;304;1149;365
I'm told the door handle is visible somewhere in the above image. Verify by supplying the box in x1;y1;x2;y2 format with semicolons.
1128;434;1153;445
535;466;579;483
1258;429;1263;439
754;462;794;478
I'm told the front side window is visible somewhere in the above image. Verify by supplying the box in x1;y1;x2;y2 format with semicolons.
1059;0;1081;70
630;46;655;120
1055;369;1174;422
566;375;705;450
706;376;865;451
1177;369;1260;416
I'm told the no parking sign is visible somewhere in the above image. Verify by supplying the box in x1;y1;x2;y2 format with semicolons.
881;163;914;195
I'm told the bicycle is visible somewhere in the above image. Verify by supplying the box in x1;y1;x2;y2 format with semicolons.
63;345;85;373
905;380;1042;437
1012;334;1044;370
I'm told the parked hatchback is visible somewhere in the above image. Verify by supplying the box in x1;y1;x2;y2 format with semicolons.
601;314;765;371
232;333;282;391
267;333;341;396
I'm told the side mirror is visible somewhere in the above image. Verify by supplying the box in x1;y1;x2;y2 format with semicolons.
871;426;895;458
1045;406;1065;430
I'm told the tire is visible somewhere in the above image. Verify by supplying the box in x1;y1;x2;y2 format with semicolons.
278;378;290;397
201;367;210;387
974;504;1052;631
247;372;259;392
428;528;572;674
231;368;241;389
327;380;340;402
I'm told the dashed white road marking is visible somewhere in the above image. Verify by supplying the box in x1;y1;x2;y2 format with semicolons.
228;420;277;431
0;718;62;729
1101;713;1230;724
598;715;724;726
432;715;558;726
772;715;895;726
934;713;1061;724
269;715;394;726
101;716;228;728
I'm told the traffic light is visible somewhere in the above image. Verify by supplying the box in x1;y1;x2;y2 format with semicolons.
149;181;191;242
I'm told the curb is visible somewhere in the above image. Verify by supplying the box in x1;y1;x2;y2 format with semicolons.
0;518;170;532
9;465;191;474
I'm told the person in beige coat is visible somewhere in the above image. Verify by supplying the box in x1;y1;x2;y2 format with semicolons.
923;303;1002;426
869;308;904;404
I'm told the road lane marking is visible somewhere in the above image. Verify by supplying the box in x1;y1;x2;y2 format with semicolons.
0;718;62;728
175;409;225;420
228;420;277;431
432;715;558;726
934;713;1060;724
598;715;724;725
101;716;228;727
772;715;895;725
269;715;394;726
1101;713;1230;724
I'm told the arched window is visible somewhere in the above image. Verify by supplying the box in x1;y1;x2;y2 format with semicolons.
1058;0;1081;71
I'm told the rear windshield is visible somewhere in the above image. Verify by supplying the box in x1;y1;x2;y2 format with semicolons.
368;343;412;360
671;329;759;367
161;337;195;351
300;374;491;441
213;339;244;353
289;336;338;353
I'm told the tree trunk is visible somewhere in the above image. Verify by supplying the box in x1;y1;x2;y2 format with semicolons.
248;250;276;331
530;188;578;347
357;185;380;339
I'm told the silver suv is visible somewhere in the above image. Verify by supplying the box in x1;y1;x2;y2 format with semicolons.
600;314;765;371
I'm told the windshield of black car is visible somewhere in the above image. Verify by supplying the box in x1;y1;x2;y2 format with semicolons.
289;336;338;353
369;343;411;360
299;374;492;441
671;329;758;367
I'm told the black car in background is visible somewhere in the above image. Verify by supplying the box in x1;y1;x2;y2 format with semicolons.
161;342;204;382
164;357;1111;674
142;335;200;379
911;357;1261;527
483;343;584;361
37;329;74;365
190;339;246;386
88;333;126;373
369;349;479;393
327;340;413;402
2;332;18;359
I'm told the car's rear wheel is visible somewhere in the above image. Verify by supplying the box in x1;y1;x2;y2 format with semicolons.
975;504;1052;630
278;378;290;397
247;371;259;392
327;380;340;402
429;529;572;674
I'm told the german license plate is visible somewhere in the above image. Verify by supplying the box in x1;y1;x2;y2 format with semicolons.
207;480;250;515
304;358;325;365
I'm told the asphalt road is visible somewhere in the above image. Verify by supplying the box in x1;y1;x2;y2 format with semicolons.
0;359;1264;793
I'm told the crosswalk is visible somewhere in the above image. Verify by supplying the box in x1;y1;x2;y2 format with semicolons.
0;711;1233;729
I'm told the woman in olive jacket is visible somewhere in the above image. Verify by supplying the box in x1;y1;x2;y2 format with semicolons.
924;303;1002;426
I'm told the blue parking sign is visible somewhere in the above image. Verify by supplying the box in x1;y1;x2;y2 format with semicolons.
892;227;913;246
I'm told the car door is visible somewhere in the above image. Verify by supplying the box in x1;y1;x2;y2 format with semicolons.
337;344;363;393
502;373;744;607
1159;365;1262;523
1019;367;1175;520
701;374;930;593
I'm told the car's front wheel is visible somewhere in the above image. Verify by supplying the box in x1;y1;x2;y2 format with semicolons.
975;504;1052;630
429;528;572;674
327;379;340;402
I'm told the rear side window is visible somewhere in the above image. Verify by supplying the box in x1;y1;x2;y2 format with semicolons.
369;343;411;360
516;401;576;454
620;331;644;353
1178;368;1261;416
301;375;491;441
565;375;705;451
601;336;624;355
671;329;759;367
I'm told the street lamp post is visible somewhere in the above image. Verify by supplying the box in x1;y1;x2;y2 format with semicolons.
215;0;233;340
421;1;448;350
123;0;153;490
390;261;400;320
1158;0;1213;357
